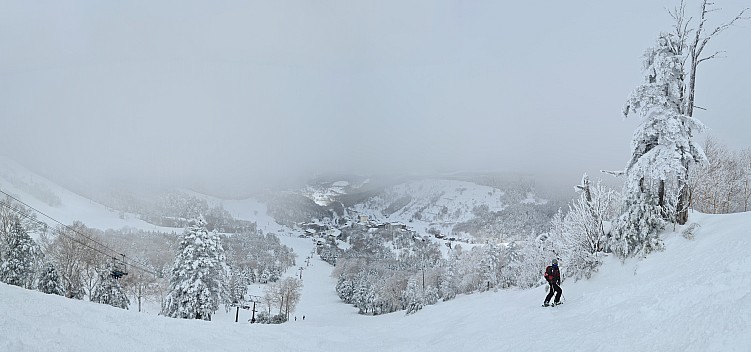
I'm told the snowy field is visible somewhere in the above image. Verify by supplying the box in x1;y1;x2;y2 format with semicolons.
1;211;750;351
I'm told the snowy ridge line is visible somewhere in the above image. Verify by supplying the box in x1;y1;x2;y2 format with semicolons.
0;189;157;276
0;156;178;233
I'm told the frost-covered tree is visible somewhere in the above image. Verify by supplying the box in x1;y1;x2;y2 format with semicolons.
91;271;130;309
496;239;545;289
439;250;460;300
280;277;303;320
336;274;354;303
262;277;302;320
376;273;407;313
161;218;228;321
223;232;296;285
620;0;747;226
227;270;248;306
478;243;504;291
403;277;424;315
40;222;103;299
611;191;666;259
0;195;46;240
37;262;64;295
0;217;42;288
614;26;703;257
621;31;706;224
551;176;618;279
739;149;751;212
690;137;751;214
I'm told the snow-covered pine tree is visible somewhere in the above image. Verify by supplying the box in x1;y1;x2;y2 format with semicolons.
37;262;64;295
227;269;248;306
610;191;666;259
613;30;707;258
621;32;707;218
336;274;354;304
423;285;439;306
0;217;42;288
161;217;228;321
91;270;130;309
403;277;424;315
439;250;459;301
478;243;503;291
352;269;376;314
619;0;747;226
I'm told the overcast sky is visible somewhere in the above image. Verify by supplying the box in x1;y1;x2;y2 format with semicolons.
1;0;749;195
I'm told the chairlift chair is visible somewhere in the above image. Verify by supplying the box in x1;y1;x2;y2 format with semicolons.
111;254;128;279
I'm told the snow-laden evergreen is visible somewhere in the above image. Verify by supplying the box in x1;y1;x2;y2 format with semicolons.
0;217;42;289
402;277;424;315
610;191;666;259
614;32;707;258
90;271;130;309
36;262;64;295
161;217;228;321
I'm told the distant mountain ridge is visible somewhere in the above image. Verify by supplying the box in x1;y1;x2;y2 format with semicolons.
1;157;560;241
292;173;560;242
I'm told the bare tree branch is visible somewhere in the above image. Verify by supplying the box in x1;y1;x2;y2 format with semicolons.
600;170;625;178
698;50;726;63
697;6;749;59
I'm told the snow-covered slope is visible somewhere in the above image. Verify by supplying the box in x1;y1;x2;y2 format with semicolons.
350;179;509;234
2;211;750;351
178;188;287;234
0;157;173;232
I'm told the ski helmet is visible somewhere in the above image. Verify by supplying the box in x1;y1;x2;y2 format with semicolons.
552;259;558;265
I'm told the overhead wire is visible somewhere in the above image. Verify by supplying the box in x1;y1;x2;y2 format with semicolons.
0;189;158;276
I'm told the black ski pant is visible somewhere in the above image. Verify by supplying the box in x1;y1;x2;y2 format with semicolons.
545;282;562;303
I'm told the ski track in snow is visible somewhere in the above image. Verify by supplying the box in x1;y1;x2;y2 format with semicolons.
2;211;751;351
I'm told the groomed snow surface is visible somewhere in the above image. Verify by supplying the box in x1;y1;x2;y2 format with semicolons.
2;211;750;352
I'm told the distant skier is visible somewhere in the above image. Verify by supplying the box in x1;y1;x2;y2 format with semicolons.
543;259;562;307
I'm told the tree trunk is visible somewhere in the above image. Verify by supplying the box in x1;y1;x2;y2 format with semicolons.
137;284;142;312
676;183;689;225
658;180;668;220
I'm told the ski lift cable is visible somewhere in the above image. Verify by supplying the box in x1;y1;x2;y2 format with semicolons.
0;189;119;256
0;199;157;276
0;193;157;276
0;199;115;259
